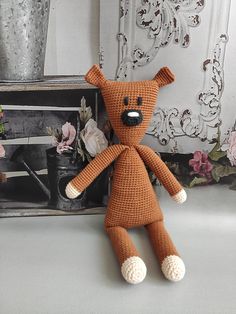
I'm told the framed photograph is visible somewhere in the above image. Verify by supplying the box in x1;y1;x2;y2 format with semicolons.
0;79;110;217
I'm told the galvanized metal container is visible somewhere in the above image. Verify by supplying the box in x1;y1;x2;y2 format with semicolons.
0;0;50;82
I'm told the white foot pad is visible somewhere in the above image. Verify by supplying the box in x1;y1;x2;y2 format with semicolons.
65;183;81;199
161;255;185;282
172;189;187;204
121;256;147;284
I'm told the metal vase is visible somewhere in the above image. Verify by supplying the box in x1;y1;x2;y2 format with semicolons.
46;148;87;211
0;0;50;82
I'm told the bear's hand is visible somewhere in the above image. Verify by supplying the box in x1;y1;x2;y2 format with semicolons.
172;189;187;204
65;182;81;199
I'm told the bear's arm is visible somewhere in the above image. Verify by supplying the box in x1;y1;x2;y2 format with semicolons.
136;145;187;203
65;144;128;199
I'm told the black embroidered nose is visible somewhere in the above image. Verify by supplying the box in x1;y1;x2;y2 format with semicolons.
121;109;143;126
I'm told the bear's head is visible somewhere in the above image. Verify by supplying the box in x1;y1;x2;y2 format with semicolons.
85;65;174;146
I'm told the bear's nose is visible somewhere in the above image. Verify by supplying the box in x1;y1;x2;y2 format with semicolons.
121;109;143;126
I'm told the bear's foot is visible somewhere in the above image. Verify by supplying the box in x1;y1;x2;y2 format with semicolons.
121;256;147;284
161;255;185;282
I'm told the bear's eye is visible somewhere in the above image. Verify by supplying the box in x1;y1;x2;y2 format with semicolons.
123;97;129;106
137;97;142;106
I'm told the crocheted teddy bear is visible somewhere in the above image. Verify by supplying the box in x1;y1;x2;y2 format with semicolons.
66;65;187;284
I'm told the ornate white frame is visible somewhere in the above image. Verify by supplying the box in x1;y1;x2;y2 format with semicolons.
100;0;231;146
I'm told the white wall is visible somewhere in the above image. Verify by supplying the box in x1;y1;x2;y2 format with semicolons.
45;0;100;75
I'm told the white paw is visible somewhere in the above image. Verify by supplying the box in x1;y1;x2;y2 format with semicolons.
161;255;185;282
121;256;147;284
172;189;187;204
65;183;81;199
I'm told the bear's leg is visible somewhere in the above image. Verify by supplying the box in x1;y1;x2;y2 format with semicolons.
106;226;146;284
146;221;185;282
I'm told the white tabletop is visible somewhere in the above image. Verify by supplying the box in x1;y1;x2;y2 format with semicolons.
0;185;235;314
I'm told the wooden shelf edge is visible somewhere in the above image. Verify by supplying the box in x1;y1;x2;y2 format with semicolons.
0;206;106;218
0;76;97;92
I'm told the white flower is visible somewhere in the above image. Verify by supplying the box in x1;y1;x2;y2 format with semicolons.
0;144;5;158
80;119;108;157
222;131;236;166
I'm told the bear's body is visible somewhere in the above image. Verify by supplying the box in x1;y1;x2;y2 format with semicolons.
66;65;187;284
105;145;163;229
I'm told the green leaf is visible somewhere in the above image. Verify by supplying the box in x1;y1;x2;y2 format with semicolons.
208;127;226;161
46;126;53;136
188;176;208;188
211;168;220;182
85;151;92;162
211;164;236;182
78;96;92;124
208;150;227;161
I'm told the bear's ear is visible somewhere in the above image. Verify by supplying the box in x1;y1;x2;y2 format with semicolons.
85;64;107;88
153;67;175;87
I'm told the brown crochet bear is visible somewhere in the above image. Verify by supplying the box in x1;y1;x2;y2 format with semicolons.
66;65;187;284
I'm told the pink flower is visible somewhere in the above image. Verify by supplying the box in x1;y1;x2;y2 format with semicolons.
222;131;236;166
53;122;76;154
189;151;213;177
61;122;76;146
56;143;73;155
0;144;5;158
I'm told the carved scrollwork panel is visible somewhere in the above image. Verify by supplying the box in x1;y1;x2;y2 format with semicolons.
116;0;204;79
147;34;228;145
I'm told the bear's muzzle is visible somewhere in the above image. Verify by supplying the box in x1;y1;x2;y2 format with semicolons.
121;109;143;126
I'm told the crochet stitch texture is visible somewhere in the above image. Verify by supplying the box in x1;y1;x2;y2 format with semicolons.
66;65;187;284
